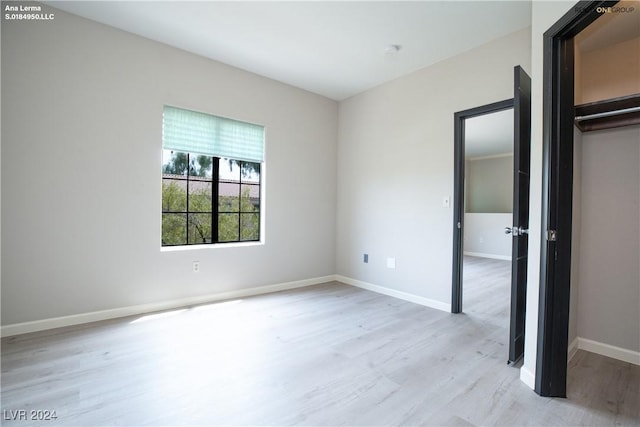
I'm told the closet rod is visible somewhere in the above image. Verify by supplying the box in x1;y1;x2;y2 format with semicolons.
575;106;640;121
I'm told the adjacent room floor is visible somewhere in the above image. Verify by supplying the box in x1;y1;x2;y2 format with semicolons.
1;263;638;425
462;255;512;321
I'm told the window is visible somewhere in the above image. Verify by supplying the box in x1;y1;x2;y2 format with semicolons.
161;106;264;247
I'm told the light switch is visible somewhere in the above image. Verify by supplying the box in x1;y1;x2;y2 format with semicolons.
443;196;450;208
386;257;396;269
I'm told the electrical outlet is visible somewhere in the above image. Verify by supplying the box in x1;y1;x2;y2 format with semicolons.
363;253;369;263
386;257;396;269
193;261;200;273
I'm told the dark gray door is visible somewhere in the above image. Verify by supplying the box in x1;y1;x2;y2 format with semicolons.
507;65;531;364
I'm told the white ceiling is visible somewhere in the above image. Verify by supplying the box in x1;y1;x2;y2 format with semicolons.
48;1;532;101
465;108;513;159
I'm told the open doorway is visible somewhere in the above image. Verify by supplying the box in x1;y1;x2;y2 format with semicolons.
461;109;514;325
453;66;531;364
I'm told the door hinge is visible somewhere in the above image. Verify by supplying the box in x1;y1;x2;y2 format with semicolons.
547;230;557;241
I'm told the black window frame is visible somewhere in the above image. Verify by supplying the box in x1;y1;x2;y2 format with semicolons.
162;152;262;247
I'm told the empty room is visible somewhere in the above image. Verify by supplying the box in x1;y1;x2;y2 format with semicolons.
1;0;638;425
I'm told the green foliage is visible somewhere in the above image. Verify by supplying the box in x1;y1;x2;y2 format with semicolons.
240;212;260;240
188;213;211;244
216;187;260;242
161;214;186;246
161;181;259;245
163;152;188;175
163;152;212;177
162;181;186;212
228;159;260;178
192;156;212;177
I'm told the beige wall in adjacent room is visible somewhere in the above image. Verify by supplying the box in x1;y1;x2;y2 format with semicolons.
466;155;513;214
463;213;512;259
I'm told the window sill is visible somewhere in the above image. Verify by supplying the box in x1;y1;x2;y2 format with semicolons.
160;241;264;252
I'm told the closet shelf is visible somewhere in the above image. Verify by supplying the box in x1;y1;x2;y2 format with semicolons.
575;94;640;132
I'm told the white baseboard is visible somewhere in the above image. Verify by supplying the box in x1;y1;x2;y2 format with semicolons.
519;366;535;389
463;252;511;261
568;337;579;362
519;337;639;391
1;275;337;337
335;275;451;313
577;337;640;366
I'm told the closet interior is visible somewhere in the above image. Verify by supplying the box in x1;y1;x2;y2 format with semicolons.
570;2;640;364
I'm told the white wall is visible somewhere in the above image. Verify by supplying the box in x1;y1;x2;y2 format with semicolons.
1;7;338;325
576;126;640;352
464;213;512;259
336;28;531;308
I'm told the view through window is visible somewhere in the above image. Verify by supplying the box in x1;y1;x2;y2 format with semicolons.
161;106;264;246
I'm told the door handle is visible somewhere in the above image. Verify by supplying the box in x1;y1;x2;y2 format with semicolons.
505;226;529;236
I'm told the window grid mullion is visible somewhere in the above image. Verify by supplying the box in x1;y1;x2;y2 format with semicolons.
238;161;243;240
212;157;220;243
257;163;261;239
186;153;190;245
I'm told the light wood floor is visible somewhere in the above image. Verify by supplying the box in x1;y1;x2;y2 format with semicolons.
463;255;512;323
1;260;638;426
